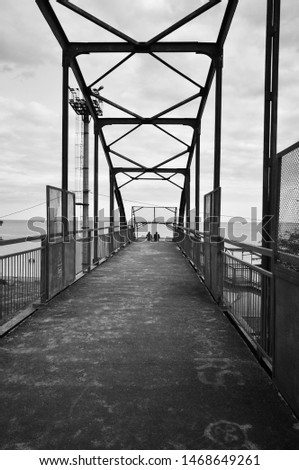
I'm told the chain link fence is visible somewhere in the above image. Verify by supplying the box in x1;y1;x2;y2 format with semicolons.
277;141;299;269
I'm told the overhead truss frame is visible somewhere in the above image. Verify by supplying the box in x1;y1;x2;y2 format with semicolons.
36;0;238;231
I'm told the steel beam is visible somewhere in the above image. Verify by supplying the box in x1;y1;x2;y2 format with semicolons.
154;125;189;148
186;0;238;170
117;171;183;191
89;53;135;88
178;183;186;227
217;0;239;48
70;58;99;123
147;0;221;45
150;53;203;89
151;92;202;120
68;42;219;57
118;172;147;190
99;118;196;127
108;125;141;147
114;182;127;227
94;94;143;119
109;149;146;169
152;150;189;170
36;0;69;49
113;167;187;175
57;0;137;45
186;61;217;170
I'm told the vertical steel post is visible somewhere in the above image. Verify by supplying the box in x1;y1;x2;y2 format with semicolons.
178;186;186;227
195;127;201;231
62;53;69;193
82;114;90;270
152;207;156;237
110;171;115;227
262;0;273;251
213;55;223;192
93;123;99;263
109;170;115;252
269;0;281;242
186;170;191;229
61;53;69;250
262;0;280;251
262;0;281;361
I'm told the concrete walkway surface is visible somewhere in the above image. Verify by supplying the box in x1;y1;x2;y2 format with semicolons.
1;242;299;449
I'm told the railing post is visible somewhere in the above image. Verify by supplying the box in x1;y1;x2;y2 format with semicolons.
40;237;48;303
108;226;114;255
209;236;224;304
88;229;92;271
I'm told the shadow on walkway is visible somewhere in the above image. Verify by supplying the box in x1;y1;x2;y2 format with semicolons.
1;242;299;449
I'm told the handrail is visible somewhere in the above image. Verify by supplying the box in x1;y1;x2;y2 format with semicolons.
0;225;132;247
222;251;272;278
223;238;273;258
277;251;299;268
175;225;205;238
175;225;273;258
0;246;43;261
0;235;44;246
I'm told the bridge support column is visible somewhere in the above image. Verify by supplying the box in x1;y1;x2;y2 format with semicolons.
213;55;223;194
93;124;99;263
185;170;191;229
109;169;115;252
62;53;69;194
82;114;90;271
61;53;69;239
262;0;280;253
195;128;201;232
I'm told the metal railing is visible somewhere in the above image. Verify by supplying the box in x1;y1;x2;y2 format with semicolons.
175;227;274;366
176;227;205;275
0;243;43;324
222;250;272;361
0;226;134;327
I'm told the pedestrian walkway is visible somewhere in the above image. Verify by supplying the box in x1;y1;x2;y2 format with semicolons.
1;242;299;449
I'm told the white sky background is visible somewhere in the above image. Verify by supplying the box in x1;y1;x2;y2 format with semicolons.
0;0;298;223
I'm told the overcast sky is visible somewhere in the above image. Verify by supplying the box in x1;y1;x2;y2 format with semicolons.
0;0;298;223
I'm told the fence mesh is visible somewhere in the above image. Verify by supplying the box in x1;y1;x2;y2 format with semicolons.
277;142;299;268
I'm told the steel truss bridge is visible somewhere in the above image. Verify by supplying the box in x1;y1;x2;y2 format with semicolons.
33;0;299;425
1;0;299;447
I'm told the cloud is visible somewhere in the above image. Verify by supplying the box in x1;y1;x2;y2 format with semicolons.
0;96;62;218
0;0;59;78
